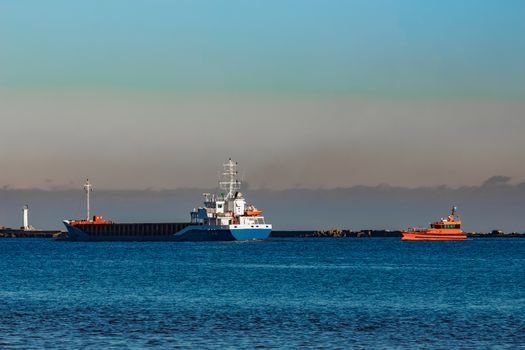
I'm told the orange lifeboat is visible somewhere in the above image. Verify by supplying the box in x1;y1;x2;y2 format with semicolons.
245;206;263;216
402;207;467;241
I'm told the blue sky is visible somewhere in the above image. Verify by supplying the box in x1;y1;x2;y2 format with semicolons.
1;0;524;98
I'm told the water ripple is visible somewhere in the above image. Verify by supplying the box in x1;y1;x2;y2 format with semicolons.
0;238;524;349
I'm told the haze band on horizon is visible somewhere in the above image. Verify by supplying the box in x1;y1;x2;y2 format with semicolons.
1;0;524;190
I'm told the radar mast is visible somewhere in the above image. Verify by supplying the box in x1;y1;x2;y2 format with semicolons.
219;158;241;200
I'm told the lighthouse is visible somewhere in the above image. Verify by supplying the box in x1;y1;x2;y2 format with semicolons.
22;205;33;231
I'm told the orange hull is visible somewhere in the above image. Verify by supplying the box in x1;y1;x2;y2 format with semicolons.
402;231;467;241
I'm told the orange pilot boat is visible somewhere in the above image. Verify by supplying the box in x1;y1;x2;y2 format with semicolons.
402;206;467;241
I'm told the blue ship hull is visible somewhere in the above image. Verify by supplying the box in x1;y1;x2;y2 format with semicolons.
63;222;271;242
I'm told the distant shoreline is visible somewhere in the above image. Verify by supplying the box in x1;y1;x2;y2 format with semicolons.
0;228;62;238
1;229;524;239
270;230;525;238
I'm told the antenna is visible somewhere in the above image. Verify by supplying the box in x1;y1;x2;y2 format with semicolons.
83;179;93;221
219;158;241;199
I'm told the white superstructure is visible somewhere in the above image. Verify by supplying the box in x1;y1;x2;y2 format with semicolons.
190;159;271;230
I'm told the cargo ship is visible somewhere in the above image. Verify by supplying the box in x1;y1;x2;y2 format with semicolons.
63;159;272;241
402;206;467;241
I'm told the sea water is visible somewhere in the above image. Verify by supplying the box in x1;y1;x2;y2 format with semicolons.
0;238;523;349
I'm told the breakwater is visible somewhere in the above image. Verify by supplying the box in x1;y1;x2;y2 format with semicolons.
0;228;62;238
271;230;401;238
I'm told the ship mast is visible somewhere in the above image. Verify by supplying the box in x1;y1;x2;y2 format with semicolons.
219;158;241;200
83;179;93;221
